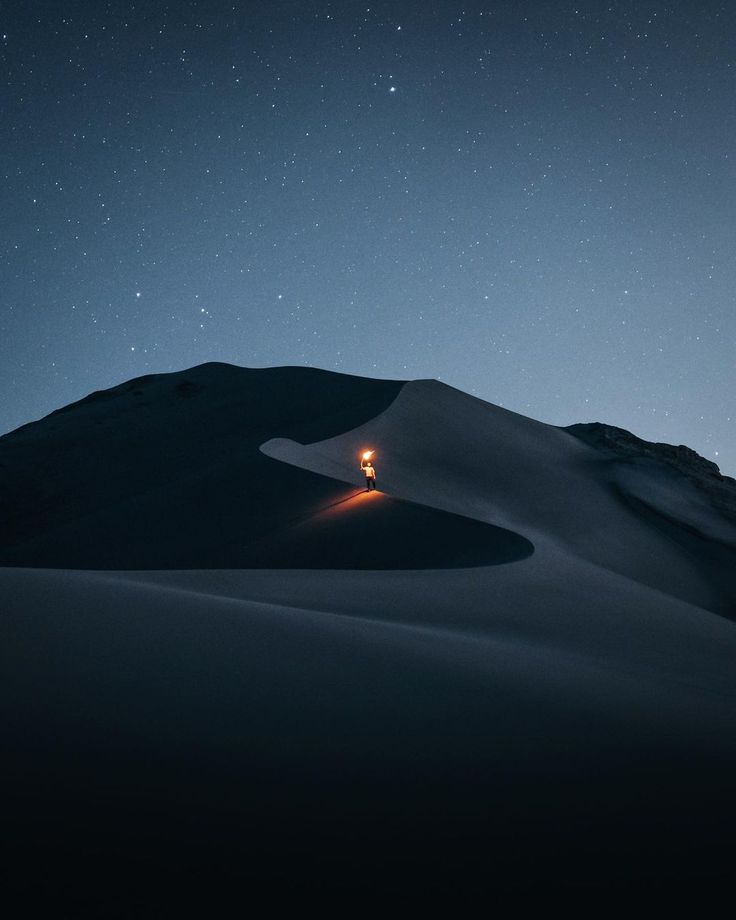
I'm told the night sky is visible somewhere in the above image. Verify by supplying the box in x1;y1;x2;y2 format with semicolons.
2;1;735;472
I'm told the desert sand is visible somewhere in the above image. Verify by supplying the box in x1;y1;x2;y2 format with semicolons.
2;363;735;910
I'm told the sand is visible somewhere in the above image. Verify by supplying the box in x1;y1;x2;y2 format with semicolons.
2;363;735;909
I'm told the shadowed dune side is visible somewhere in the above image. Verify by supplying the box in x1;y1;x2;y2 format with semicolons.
244;488;534;569
0;363;407;569
0;460;532;570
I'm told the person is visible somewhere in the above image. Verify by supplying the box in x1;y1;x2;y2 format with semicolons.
362;460;377;491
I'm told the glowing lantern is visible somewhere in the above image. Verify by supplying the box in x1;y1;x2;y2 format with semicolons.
362;450;374;461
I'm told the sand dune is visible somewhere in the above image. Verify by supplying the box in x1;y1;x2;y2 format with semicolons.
2;363;736;908
0;364;530;571
264;377;736;616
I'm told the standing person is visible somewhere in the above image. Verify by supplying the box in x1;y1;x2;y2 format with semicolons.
362;460;377;491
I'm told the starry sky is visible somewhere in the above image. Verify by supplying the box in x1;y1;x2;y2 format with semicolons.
2;1;735;472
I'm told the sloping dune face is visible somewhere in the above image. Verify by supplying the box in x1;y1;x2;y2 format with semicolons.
0;364;531;569
263;379;736;616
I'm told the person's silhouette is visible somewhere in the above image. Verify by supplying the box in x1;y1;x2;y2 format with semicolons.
362;461;377;491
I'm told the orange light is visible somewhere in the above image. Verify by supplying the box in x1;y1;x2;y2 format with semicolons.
362;450;374;461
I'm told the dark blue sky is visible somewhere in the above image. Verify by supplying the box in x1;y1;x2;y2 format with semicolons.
2;1;735;472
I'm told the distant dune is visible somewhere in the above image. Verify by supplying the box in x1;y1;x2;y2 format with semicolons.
2;362;735;910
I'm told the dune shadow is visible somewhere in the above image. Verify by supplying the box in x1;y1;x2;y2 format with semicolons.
242;489;534;570
0;460;533;571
